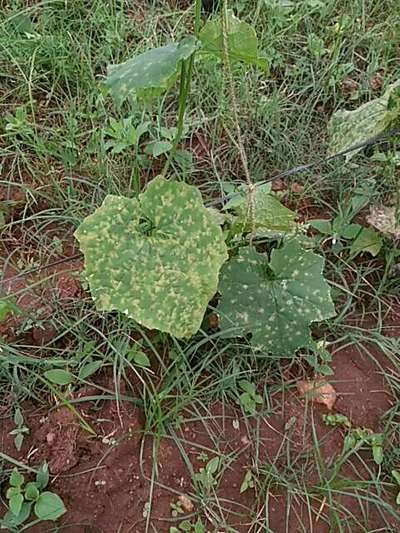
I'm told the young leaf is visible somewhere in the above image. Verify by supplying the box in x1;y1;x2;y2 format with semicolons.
75;176;228;338
2;502;32;528
194;519;205;533
392;470;400;485
131;350;150;368
309;219;332;235
10;469;24;488
144;140;173;158
34;492;66;521
341;223;362;240
328;81;400;157
44;369;74;386
14;433;24;451
372;444;383;465
199;9;267;69
206;456;220;475
24;482;39;502
104;37;199;100
350;227;382;257
0;299;21;321
9;492;23;517
239;380;256;394
217;241;335;355
78;360;102;380
36;463;49;490
14;408;24;427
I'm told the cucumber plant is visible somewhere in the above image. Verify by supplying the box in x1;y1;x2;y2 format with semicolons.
76;1;336;359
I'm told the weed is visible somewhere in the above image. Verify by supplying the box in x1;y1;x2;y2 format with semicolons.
8;408;29;452
0;464;66;530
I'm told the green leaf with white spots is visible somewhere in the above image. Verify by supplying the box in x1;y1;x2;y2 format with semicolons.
227;188;297;237
104;36;199;100
328;81;400;157
217;241;336;355
199;9;268;70
75;176;228;339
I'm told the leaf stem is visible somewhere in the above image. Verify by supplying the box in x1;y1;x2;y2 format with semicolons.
161;0;202;177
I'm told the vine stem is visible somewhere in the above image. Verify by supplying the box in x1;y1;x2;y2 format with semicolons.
162;0;202;177
221;0;256;235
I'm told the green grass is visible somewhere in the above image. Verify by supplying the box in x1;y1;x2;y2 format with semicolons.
1;0;400;531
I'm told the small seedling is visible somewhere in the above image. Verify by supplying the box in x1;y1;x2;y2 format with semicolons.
196;452;209;463
170;518;205;533
240;470;254;493
0;464;66;530
103;117;150;155
9;408;30;451
323;413;351;428
310;180;382;257
194;456;220;491
237;380;263;415
323;415;384;465
170;500;185;518
0;299;21;322
126;343;151;368
4;105;34;138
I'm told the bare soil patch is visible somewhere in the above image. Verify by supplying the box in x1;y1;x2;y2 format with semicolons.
0;341;398;532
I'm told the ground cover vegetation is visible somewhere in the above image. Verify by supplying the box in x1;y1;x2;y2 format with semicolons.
0;0;399;531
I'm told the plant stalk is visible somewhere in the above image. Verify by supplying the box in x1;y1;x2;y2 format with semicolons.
162;0;202;177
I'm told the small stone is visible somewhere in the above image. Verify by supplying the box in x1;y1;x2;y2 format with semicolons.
178;494;194;513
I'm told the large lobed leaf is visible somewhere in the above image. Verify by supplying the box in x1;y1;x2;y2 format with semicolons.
199;9;267;70
104;37;198;100
218;241;335;355
75;177;228;338
328;81;400;157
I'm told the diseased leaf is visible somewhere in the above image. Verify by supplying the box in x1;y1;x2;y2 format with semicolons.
367;205;400;240
226;187;297;237
297;380;337;410
328;81;400;157
75;176;228;338
217;241;335;355
350;227;382;257
199;9;267;70
104;37;199;100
